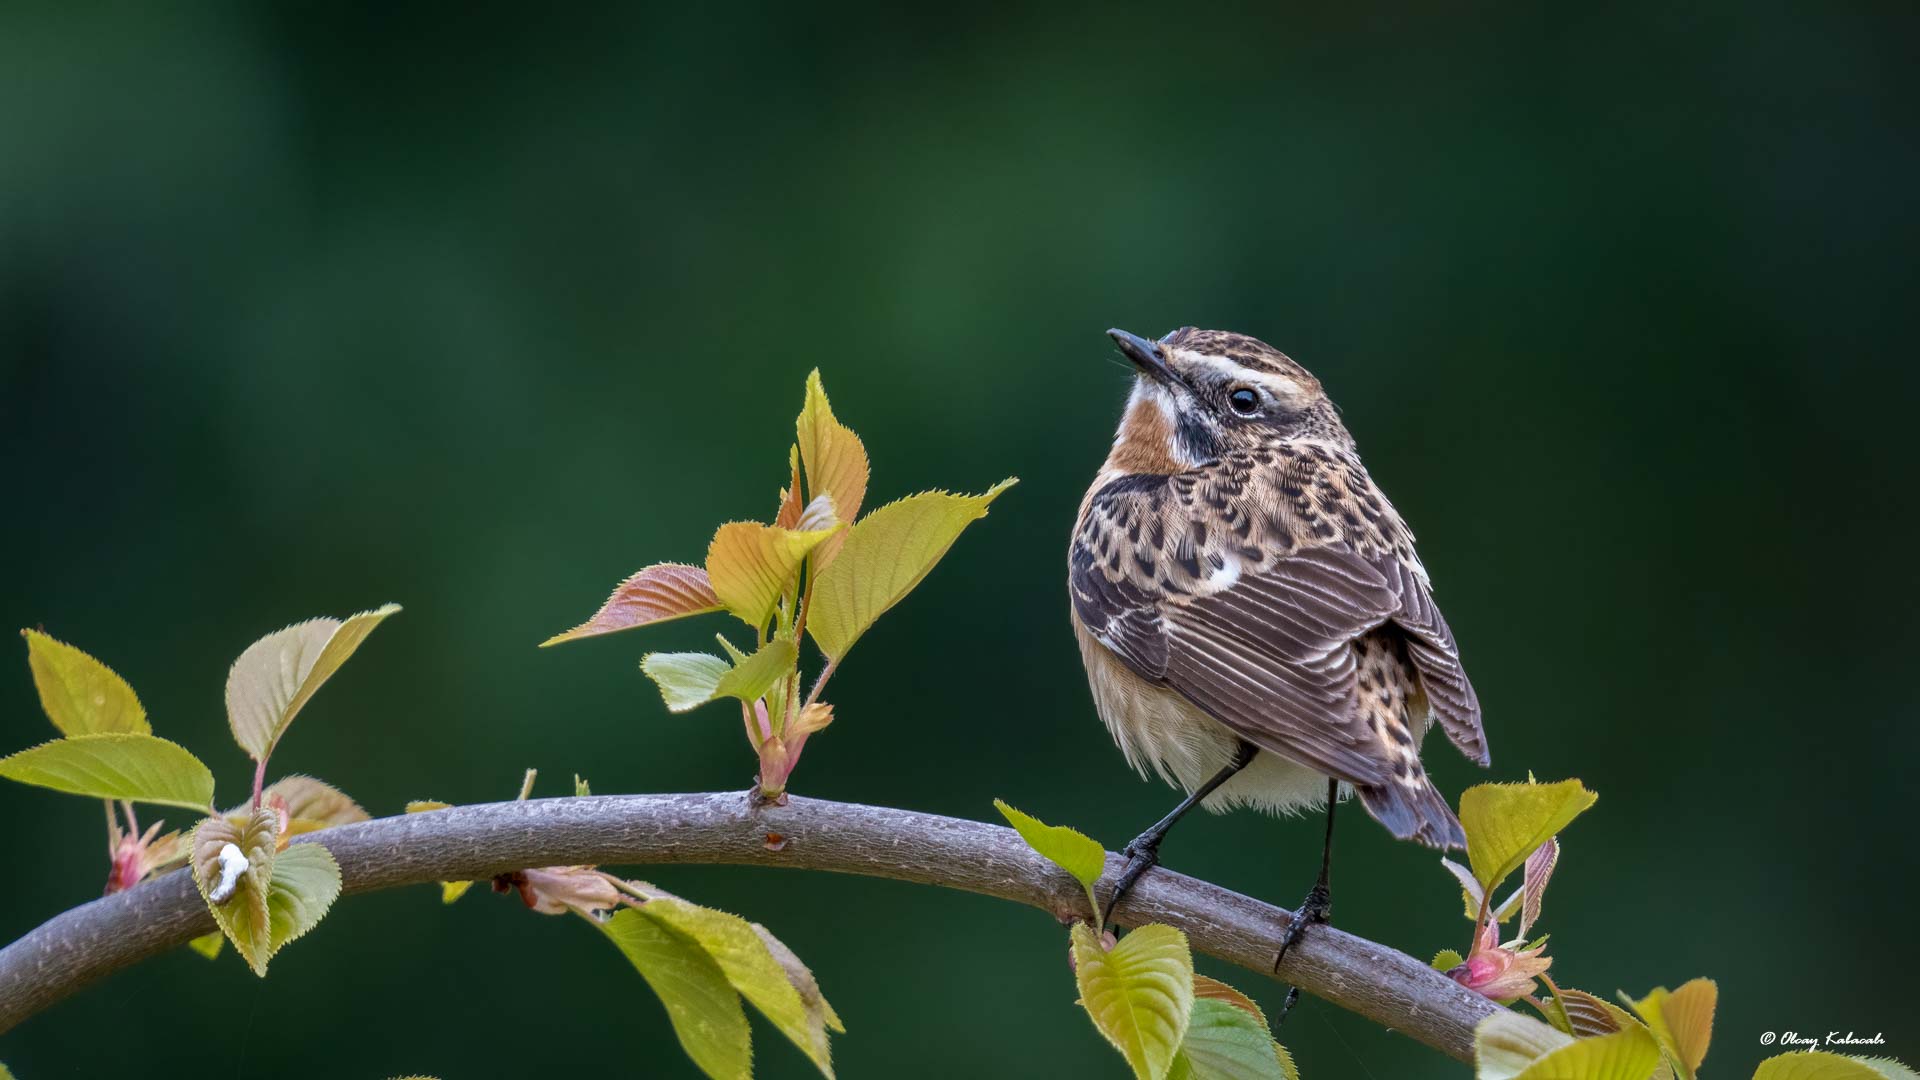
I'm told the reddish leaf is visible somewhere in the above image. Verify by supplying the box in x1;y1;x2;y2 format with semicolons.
543;564;722;646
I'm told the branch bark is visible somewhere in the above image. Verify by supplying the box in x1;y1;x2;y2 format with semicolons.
0;792;1528;1061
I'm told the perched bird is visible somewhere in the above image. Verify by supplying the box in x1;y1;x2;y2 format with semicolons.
1069;327;1489;1004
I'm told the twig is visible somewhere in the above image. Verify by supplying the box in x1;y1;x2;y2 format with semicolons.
0;793;1534;1061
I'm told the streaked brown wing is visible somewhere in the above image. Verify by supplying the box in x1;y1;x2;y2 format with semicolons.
1374;557;1489;765
1071;523;1402;786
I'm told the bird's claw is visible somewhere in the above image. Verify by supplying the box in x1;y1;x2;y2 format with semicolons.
1272;881;1332;1027
1100;835;1164;928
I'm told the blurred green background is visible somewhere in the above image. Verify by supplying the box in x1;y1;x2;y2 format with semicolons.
3;4;1915;1076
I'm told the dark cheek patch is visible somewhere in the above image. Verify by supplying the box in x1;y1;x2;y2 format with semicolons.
1175;411;1222;463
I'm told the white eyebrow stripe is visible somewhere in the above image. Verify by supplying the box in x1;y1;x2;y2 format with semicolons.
1186;354;1309;404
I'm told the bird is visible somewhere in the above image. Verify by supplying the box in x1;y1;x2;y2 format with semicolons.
1069;326;1489;1013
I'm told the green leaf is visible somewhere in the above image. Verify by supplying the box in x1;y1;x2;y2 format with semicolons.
1509;1024;1661;1080
1072;922;1195;1080
187;931;225;960
713;640;799;704
542;563;723;646
225;604;400;763
266;842;342;953
21;630;149;736
795;370;870;527
1174;998;1290;1080
807;481;1017;660
640;652;733;712
0;733;213;810
1853;1060;1920;1080
1458;779;1596;892
191;806;280;976
994;799;1107;919
715;633;750;664
642;897;840;1077
600;908;752;1080
1753;1052;1917;1080
1432;948;1465;971
1622;979;1716;1080
1474;1011;1574;1080
440;880;473;903
574;774;591;797
705;522;839;629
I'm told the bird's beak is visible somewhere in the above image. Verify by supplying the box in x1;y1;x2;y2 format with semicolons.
1107;328;1175;384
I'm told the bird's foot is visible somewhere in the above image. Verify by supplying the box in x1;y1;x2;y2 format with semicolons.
1272;881;1332;1027
1098;833;1164;929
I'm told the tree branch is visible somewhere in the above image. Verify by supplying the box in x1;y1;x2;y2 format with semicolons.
0;792;1530;1061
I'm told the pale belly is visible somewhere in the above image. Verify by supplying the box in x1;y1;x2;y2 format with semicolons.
1074;619;1342;817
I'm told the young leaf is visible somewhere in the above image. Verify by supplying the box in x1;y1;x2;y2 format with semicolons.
0;733;214;810
795;370;870;527
705;522;839;629
600;908;752;1080
789;703;834;736
1441;856;1487;920
1072;922;1195;1080
1458;779;1596;892
265;842;343;954
715;633;750;664
642;897;840;1077
1555;987;1632;1037
1507;1024;1661;1080
776;445;805;529
187;931;225;960
713;640;799;705
21;630;150;736
1754;1055;1916;1080
640;652;733;712
541;564;722;646
994;799;1107;919
574;774;591;797
441;881;473;903
1518;837;1559;938
246;775;369;834
1622;979;1717;1080
796;494;839;534
807;481;1017;660
1474;1010;1574;1080
1432;948;1466;971
1173;998;1291;1080
226;604;400;763
191;807;279;975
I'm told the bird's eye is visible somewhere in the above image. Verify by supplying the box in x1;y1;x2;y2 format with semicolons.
1227;387;1260;415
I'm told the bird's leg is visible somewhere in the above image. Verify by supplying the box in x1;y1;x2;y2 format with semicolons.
1274;776;1339;1026
1100;741;1256;928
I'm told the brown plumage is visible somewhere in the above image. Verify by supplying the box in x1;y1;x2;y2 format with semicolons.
1070;327;1487;850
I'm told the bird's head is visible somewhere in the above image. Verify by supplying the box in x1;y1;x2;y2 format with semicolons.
1102;327;1348;473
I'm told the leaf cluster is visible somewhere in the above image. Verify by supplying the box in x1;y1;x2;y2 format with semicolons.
546;371;1013;800
3;612;394;973
999;801;1297;1080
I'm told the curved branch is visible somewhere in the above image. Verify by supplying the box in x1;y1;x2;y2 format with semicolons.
0;792;1527;1061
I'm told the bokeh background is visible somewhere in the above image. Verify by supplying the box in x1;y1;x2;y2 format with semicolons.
3;4;1916;1076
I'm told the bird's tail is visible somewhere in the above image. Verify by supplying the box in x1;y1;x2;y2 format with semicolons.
1357;776;1466;850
